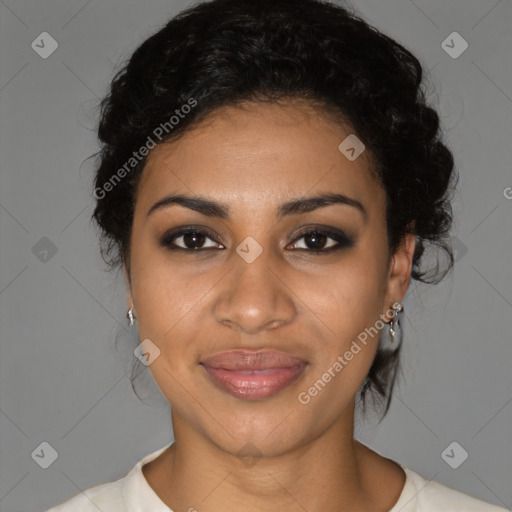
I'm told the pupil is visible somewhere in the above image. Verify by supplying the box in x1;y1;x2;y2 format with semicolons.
184;232;205;249
305;232;326;249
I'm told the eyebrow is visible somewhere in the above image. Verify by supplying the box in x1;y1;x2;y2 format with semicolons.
147;192;367;222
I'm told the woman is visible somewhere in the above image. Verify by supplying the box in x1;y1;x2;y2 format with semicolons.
46;0;507;510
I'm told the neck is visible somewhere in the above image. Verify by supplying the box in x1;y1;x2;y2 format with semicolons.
143;403;405;512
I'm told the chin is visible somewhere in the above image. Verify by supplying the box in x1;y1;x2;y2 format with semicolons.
191;401;325;460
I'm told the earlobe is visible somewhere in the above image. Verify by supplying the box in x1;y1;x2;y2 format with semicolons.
122;263;134;310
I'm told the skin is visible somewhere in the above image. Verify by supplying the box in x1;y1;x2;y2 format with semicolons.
123;99;415;511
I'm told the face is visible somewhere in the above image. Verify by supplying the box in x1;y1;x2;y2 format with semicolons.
126;100;414;457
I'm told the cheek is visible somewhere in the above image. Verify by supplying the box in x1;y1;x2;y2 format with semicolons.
129;231;185;338
132;264;199;343
301;252;387;385
129;239;224;376
297;282;384;412
314;257;385;339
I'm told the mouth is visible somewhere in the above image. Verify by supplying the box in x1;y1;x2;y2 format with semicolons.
200;350;308;400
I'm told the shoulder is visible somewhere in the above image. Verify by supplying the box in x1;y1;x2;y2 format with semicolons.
44;442;174;512
392;466;508;512
44;478;124;511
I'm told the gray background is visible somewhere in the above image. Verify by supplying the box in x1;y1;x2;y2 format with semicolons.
1;0;511;510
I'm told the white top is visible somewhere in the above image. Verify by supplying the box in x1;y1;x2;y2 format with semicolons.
45;443;507;512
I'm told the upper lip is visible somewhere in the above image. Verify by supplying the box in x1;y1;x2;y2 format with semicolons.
201;350;307;371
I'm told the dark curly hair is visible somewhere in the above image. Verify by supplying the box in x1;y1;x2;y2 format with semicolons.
91;0;457;416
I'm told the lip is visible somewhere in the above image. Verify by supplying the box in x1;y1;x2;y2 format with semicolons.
200;350;308;400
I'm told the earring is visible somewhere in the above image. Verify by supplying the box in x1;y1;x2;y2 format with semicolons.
389;301;403;339
380;301;403;351
127;306;136;326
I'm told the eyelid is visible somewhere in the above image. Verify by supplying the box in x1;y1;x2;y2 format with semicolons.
160;225;225;250
160;224;354;253
287;225;354;251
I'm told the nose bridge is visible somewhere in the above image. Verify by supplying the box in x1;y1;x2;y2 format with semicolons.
213;242;296;333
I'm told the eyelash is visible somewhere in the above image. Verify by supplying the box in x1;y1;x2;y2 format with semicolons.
160;226;354;254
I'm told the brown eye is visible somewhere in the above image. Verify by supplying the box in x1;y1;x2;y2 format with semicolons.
161;228;224;251
288;227;354;253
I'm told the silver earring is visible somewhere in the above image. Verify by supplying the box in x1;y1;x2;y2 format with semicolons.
389;301;403;339
127;307;136;326
380;301;403;351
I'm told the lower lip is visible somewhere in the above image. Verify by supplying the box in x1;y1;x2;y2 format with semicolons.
201;364;307;400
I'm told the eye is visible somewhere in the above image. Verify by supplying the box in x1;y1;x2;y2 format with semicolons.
287;227;354;253
160;228;224;251
160;226;354;253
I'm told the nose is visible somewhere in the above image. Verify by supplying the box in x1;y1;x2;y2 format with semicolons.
212;248;297;335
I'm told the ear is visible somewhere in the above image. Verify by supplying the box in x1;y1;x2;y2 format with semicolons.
382;233;416;317
122;262;134;311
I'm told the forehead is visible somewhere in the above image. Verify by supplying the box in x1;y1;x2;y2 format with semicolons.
136;101;385;217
